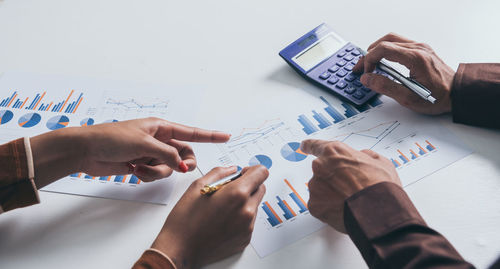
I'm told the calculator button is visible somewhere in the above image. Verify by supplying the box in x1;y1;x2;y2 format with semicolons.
344;87;356;94
336;81;347;89
319;72;331;80
353;80;363;87
344;64;355;71
353;91;366;100
345;74;357;82
344;55;355;61
336;69;348;77
327;77;339;84
351;57;359;64
337;52;346;57
351;50;361;56
360;87;371;93
328;65;340;73
345;46;354;52
336;60;347;67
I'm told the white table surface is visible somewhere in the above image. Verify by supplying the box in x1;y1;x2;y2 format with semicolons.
1;0;500;268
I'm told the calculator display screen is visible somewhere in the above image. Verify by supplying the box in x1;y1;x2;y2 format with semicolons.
293;34;345;71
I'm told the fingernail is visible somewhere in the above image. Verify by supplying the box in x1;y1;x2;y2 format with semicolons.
127;162;136;174
179;161;189;173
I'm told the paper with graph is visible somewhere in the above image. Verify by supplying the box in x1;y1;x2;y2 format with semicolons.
0;72;200;204
193;89;472;257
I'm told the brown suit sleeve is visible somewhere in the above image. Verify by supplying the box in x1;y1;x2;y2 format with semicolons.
451;63;500;129
344;182;475;269
0;138;40;213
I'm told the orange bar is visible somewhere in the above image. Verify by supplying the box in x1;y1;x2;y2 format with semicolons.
282;200;297;217
397;150;410;162
415;143;427;153
106;176;112;181
20;97;29;109
7;93;18;107
59;89;74;112
264;202;282;223
46;102;53;111
33;91;46;110
394;159;401;166
72;97;83;114
137;179;141;184
284;179;308;209
121;175;128;183
410;149;419;158
78;173;83;178
426;140;436;150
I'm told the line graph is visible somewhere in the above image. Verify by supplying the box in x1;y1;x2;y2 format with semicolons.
226;119;285;148
328;121;400;150
105;97;169;110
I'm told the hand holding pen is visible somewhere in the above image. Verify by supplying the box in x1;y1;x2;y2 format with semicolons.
353;33;455;115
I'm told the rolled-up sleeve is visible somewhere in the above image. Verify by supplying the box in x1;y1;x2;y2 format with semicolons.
0;138;40;213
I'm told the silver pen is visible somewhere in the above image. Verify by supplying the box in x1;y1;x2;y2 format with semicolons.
357;47;436;104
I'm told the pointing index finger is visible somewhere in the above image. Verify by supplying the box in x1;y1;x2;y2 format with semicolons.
157;121;231;143
300;139;329;157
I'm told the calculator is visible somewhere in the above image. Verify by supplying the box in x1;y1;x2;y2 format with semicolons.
279;23;381;106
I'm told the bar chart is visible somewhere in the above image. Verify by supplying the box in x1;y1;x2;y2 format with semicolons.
261;179;309;227
297;96;383;135
0;90;84;114
69;173;142;184
390;140;437;168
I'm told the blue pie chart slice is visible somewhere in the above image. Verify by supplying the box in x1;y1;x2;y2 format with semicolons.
249;154;272;169
0;110;14;125
80;117;95;126
47;115;70;130
281;142;308;162
18;113;41;128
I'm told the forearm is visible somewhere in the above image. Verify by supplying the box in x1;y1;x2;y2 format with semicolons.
30;127;85;188
451;63;500;129
344;182;474;269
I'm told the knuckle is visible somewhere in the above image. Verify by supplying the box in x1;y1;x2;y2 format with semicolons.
311;159;324;174
230;188;248;203
241;207;256;222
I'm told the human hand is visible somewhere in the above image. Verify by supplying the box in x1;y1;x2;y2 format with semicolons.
353;33;455;115
30;117;230;187
151;165;268;268
301;140;401;233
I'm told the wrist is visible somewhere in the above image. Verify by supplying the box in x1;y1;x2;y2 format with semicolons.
30;127;87;187
151;229;197;269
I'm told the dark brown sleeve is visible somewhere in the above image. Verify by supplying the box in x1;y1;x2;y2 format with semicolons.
451;63;500;129
0;138;40;213
344;182;475;269
132;250;175;269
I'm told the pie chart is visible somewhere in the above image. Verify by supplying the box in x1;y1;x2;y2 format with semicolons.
47;115;70;130
0;110;14;125
281;142;308;162
18;113;41;128
80;117;95;126
249;154;272;169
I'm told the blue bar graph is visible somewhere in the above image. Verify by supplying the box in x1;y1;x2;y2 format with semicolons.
70;173;79;177
320;96;345;123
369;97;383;107
342;103;359;118
114;175;124;182
84;174;93;179
276;196;295;220
289;193;307;213
391;159;401;168
298;114;319;135
399;155;409;164
356;103;370;112
262;202;281;227
129;175;140;184
312;110;332;129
